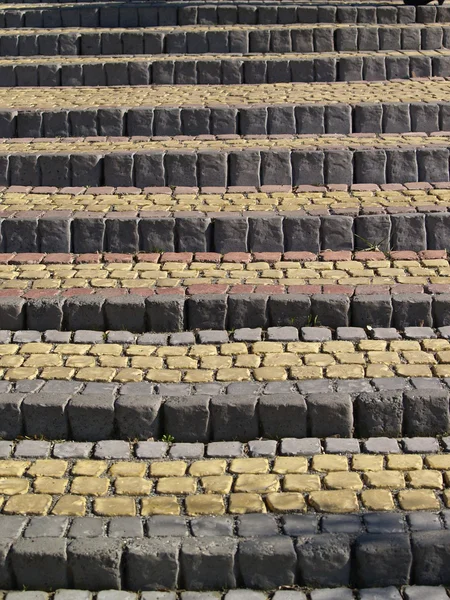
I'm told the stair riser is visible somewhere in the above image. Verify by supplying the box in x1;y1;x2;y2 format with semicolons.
1;25;449;56
0;212;449;254
2;102;450;137
3;53;450;86
0;4;443;28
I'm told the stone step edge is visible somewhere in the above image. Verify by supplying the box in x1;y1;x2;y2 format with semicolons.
0;384;448;440
1;23;449;58
3;51;450;86
6;100;450;138
2;209;450;254
0;530;448;591
0;2;443;28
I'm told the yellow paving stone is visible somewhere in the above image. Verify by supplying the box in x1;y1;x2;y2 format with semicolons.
185;494;225;516
0;478;29;495
304;354;335;367
71;477;109;496
189;345;217;358
352;455;384;471
94;497;136;516
433;365;450;377
65;356;96;368
28;460;68;477
364;471;406;489
89;344;122;356
308;490;359;513
72;460;107;477
290;366;323;380
24;355;63;368
272;457;308;474
365;364;395;378
361;490;395;511
4;494;51;515
229;458;269;474
324;472;363;491
115;477;152;495
141;496;180;515
398;490;440;510
0;356;24;368
358;341;387;351
266;492;306;513
41;367;76;380
52;495;86;516
4;367;38;380
287;342;321;354
189;460;226;477
367;352;401;364
131;357;163;369
216;368;251;382
422;339;450;351
403;351;437;364
150;461;187;477
234;474;279;493
395;365;432;377
200;356;232;369
145;369;181;383
283;474;321;492
326;365;365;379
263;354;300;367
20;343;52;354
390;341;421;352
336;353;365;365
201;476;233;494
252;342;284;354
113;368;143;383
156;477;197;495
0;461;30;477
75;367;116;382
386;455;423;471
109;462;147;477
183;369;215;383
220;343;248;355
0;344;19;355
34;477;68;495
323;341;355;354
407;471;443;489
312;455;348;472
425;455;450;470
235;355;261;368
229;493;266;514
156;346;187;357
56;344;91;355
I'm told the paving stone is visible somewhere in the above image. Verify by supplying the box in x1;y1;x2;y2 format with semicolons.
207;442;244;457
0;381;12;392
248;440;277;457
73;330;104;344
297;380;333;394
310;591;354;600
15;380;45;393
372;328;401;340
146;516;188;537
405;327;436;339
13;331;42;343
6;594;49;600
119;382;154;395
53;442;93;459
82;382;118;395
158;383;192;396
94;440;131;459
411;378;444;390
301;327;332;342
272;593;307;600
194;383;223;395
336;327;367;341
169;443;204;459
267;327;299;341
280;438;322;455
170;332;196;346
359;589;402;600
363;513;406;533
135;442;168;459
97;593;137;600
190;517;234;537
182;594;221;600
107;331;135;344
402;437;440;453
373;378;409;391
226;382;261;395
0;441;13;458
141;594;176;600
108;517;144;538
24;516;68;538
281;514;319;535
237;514;279;537
321;515;363;534
335;380;373;393
198;331;229;344
67;517;105;538
137;333;168;345
403;587;449;600
54;592;92;600
407;513;442;532
224;593;267;600
438;326;450;339
324;439;360;454
44;330;72;343
14;440;50;458
233;328;263;342
0;516;28;539
363;438;401;453
41;381;83;394
0;330;11;343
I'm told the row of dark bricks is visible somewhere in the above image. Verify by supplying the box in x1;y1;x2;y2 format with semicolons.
3;289;450;335
5;102;450;139
0;531;449;591
2;26;449;57
3;147;450;188
2;53;450;87
1;212;449;254
0;3;444;28
0;386;446;441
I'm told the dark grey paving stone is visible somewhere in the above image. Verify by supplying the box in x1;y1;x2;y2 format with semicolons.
402;437;440;453
67;517;105;538
282;514;319;535
135;441;168;459
190;517;234;537
169;443;204;459
237;514;279;537
206;441;243;457
94;440;131;459
53;442;93;459
146;516;189;537
14;440;50;458
24;516;69;538
280;438;321;455
108;517;144;538
301;327;332;342
406;513;442;532
248;440;277;457
233;328;262;342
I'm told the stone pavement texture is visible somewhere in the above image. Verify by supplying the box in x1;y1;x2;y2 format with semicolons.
5;0;450;594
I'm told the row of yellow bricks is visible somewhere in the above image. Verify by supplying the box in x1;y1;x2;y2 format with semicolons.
2;455;450;515
0;81;448;110
0;340;450;381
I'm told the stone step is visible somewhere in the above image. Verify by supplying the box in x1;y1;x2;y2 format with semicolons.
5;79;450;137
0;441;449;517
1;23;450;57
2;50;450;86
0;517;447;589
2;134;450;188
0;331;447;438
0;2;442;29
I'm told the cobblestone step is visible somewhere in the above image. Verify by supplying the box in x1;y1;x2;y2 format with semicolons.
0;2;439;29
2;23;450;57
3;50;450;86
2;135;450;189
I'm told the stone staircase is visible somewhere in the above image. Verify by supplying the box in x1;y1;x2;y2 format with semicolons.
1;0;450;599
